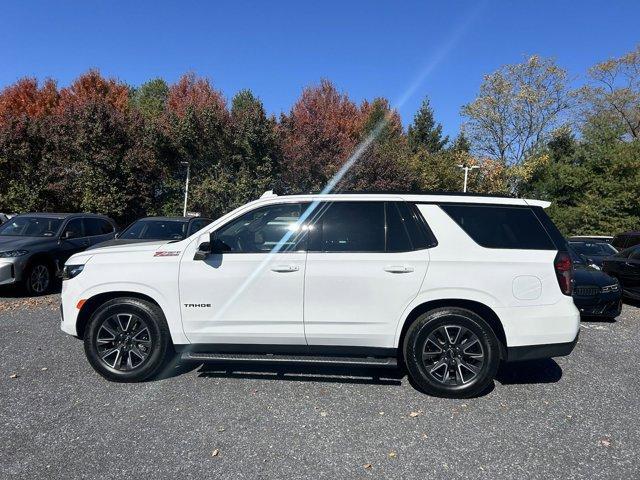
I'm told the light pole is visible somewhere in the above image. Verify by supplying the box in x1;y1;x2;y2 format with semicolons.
457;164;480;193
181;161;190;216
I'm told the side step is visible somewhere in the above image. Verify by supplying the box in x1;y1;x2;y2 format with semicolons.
180;352;398;368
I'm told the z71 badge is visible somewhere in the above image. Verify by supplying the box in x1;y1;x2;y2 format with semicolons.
153;251;181;257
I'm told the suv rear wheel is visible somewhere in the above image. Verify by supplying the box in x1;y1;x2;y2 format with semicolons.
84;297;174;382
403;307;500;398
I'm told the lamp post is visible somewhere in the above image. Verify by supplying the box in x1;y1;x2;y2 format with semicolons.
181;161;190;217
457;164;480;193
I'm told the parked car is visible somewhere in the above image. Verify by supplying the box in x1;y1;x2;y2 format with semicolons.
569;249;622;319
60;192;579;398
568;240;618;268
0;213;117;294
569;235;613;244
611;231;640;251
602;245;640;301
90;216;213;249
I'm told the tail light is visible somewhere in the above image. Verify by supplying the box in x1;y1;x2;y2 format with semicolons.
554;251;573;296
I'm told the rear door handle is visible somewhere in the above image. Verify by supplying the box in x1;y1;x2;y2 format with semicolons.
271;265;300;273
384;265;414;273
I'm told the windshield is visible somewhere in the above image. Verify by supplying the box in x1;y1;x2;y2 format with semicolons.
120;219;187;240
0;216;63;237
569;241;618;256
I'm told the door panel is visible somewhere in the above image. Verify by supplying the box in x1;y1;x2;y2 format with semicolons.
179;202;309;345
180;252;306;344
304;251;428;347
302;201;429;348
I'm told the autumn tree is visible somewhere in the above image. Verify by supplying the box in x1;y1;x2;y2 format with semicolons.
163;73;230;216
461;55;571;164
194;90;281;216
341;98;419;191
580;44;640;140
408;96;448;153
280;80;361;193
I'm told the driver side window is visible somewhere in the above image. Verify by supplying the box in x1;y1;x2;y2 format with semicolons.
216;203;309;253
62;218;84;238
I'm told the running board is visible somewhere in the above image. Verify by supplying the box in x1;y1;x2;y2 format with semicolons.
180;352;398;368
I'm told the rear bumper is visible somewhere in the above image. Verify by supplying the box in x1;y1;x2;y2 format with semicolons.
506;331;579;362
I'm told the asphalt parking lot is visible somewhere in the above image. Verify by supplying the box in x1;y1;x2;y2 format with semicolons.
1;291;639;479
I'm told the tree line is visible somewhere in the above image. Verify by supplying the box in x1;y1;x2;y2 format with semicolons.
1;45;639;235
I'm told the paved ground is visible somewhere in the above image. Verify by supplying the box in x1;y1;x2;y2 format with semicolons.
1;290;639;479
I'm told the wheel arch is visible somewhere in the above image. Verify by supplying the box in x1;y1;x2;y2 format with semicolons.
397;299;508;359
76;291;163;340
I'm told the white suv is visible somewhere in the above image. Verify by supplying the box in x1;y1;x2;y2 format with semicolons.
60;193;579;398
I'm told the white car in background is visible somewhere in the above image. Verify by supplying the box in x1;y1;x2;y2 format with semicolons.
60;192;579;398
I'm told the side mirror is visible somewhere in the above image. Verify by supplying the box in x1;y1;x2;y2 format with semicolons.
193;232;227;260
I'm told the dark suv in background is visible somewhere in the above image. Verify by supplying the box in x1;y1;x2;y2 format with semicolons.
612;231;640;251
602;245;640;301
90;216;212;249
0;213;117;294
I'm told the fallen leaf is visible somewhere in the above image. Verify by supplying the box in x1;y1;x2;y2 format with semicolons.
9;374;19;379
363;463;373;470
41;367;48;371
211;449;220;457
218;427;225;432
320;411;328;417
409;411;422;418
379;411;384;415
388;451;397;459
599;437;612;448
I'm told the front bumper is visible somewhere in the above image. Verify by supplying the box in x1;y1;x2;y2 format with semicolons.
506;331;579;362
0;258;28;286
574;292;623;318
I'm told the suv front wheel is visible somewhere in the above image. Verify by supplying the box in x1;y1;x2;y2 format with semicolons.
403;307;500;398
84;297;174;382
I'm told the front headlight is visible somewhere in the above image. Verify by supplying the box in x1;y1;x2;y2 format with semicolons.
0;249;29;258
62;264;84;280
601;283;619;293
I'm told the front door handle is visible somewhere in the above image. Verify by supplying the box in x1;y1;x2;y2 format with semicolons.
384;265;414;273
271;265;300;273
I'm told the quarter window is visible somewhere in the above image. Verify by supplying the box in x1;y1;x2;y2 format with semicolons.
441;204;556;250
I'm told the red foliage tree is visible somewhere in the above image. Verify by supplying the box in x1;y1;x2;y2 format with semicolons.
279;79;362;192
0;78;59;125
58;70;130;114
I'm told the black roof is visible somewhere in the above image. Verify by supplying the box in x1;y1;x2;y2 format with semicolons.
15;212;113;220
280;189;518;199
137;216;212;222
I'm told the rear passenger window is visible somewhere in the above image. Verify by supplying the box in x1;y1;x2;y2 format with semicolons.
440;204;555;250
313;202;385;252
85;218;114;236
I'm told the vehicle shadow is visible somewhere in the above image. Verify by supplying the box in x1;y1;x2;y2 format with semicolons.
0;283;62;298
157;358;562;394
495;358;562;385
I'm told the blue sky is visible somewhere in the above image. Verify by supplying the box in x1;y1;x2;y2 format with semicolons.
2;1;639;137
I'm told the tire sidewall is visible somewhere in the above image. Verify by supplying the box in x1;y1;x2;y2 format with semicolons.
404;308;500;398
84;299;170;382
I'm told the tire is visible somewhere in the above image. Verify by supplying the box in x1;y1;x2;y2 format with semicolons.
84;297;174;382
24;261;52;296
403;307;500;398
